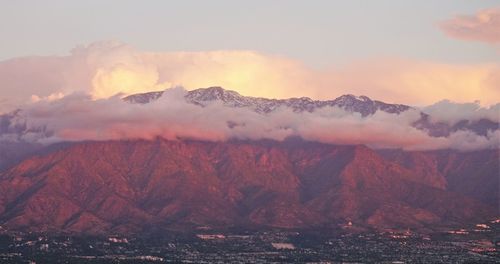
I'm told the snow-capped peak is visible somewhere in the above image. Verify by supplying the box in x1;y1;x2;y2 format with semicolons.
124;87;410;116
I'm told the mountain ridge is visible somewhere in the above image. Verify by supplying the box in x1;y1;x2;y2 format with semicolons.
124;86;499;137
0;139;496;234
124;86;411;116
1;86;497;147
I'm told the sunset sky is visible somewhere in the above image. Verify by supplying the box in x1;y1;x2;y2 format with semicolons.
0;1;499;111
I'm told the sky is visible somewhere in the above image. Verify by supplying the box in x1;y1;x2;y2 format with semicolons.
0;1;498;150
0;1;499;108
1;0;498;65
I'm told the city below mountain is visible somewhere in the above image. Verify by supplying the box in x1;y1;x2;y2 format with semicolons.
2;3;499;262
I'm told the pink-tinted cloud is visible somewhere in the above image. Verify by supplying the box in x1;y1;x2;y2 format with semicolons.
2;88;498;151
440;7;500;44
0;41;499;114
321;58;500;107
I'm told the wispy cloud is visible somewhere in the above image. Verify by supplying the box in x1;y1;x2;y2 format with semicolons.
440;7;500;44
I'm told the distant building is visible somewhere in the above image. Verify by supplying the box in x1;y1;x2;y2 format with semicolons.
271;243;295;250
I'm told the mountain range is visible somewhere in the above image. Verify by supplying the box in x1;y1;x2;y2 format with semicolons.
127;86;498;137
1;86;497;144
0;87;497;234
124;86;411;116
0;139;497;234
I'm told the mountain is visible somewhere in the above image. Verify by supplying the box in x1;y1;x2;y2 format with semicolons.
0;110;50;171
125;86;499;136
0;86;414;166
1;87;497;149
379;149;500;209
0;141;43;171
0;109;52;142
412;113;498;137
124;86;411;115
0;139;495;234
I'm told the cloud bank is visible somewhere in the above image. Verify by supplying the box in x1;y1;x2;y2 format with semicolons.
0;41;499;114
423;100;500;125
440;7;500;44
4;87;498;152
0;41;498;151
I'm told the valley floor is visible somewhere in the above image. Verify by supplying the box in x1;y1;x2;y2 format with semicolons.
0;220;498;263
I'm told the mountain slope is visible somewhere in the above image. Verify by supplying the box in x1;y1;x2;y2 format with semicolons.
379;149;500;209
0;139;494;234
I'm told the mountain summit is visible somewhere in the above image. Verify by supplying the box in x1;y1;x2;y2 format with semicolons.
122;86;498;137
124;86;411;116
0;87;497;235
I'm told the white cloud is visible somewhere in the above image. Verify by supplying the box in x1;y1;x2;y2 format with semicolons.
4;87;497;151
422;100;500;125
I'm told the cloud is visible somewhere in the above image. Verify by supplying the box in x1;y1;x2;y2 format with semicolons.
4;87;498;151
321;59;500;107
440;7;500;44
422;100;500;125
0;41;499;114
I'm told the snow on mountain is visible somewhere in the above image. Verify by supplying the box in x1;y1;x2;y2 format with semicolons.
0;87;497;146
123;86;411;116
123;86;498;137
